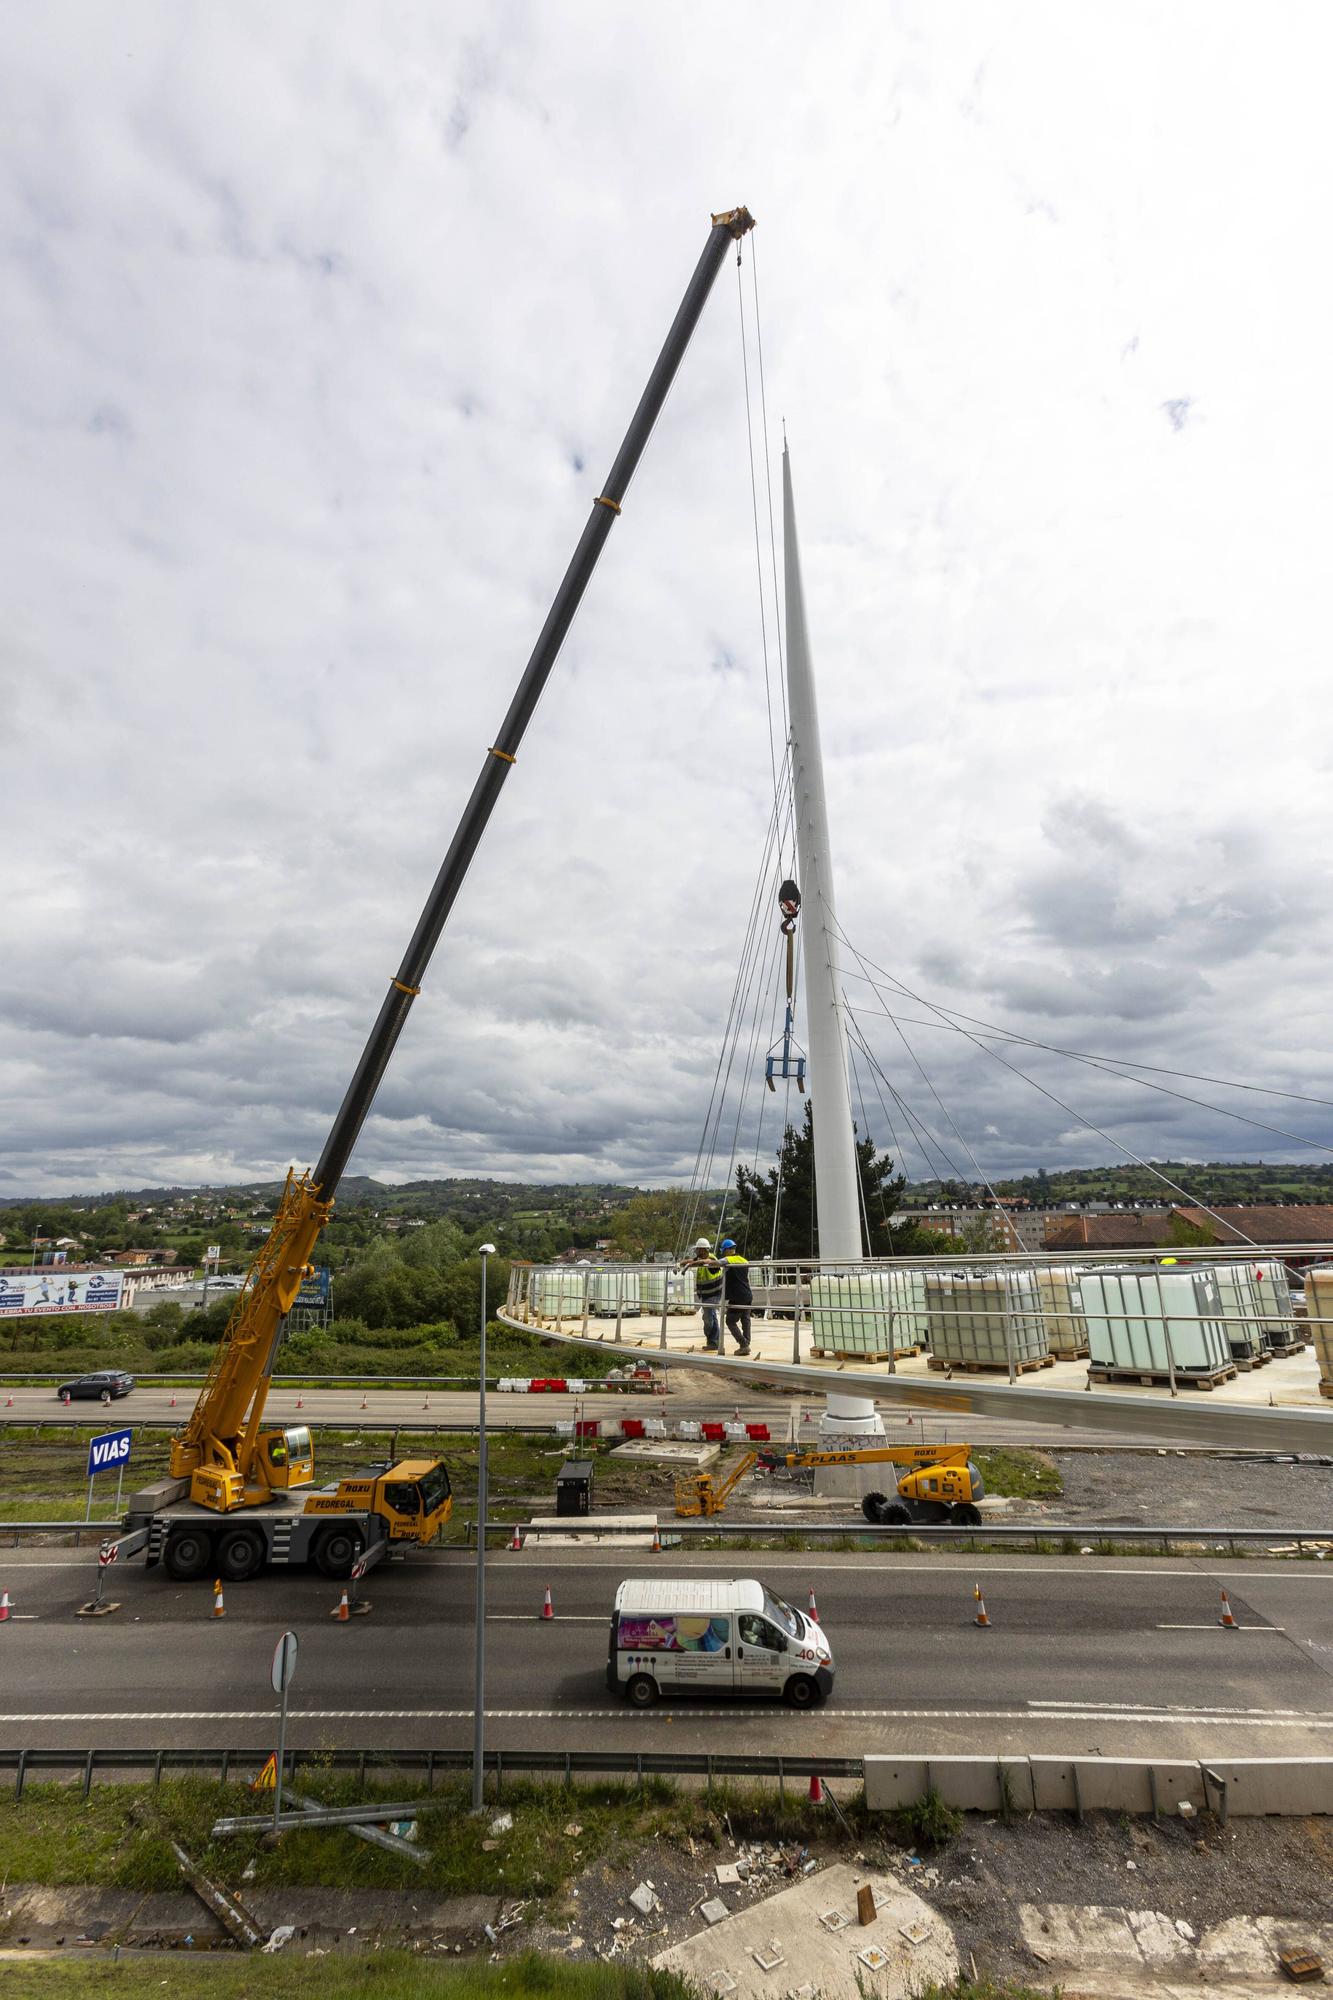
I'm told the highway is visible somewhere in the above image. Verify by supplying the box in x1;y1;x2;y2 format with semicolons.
0;1382;1198;1449
4;1548;1333;1761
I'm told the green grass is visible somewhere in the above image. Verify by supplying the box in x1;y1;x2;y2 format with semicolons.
0;1954;702;2000
973;1449;1062;1501
0;1777;848;1904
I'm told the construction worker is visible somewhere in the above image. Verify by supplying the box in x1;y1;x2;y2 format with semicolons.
681;1237;724;1350
719;1239;753;1354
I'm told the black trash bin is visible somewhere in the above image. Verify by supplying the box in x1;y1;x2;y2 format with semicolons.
555;1460;594;1517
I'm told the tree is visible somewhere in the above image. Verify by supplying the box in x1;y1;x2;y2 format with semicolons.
610;1191;692;1260
731;1100;906;1259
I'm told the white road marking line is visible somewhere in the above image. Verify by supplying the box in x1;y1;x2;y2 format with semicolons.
1030;1698;1311;1716
1156;1623;1285;1632
488;1614;606;1622
5;1705;1333;1726
455;1559;1333;1581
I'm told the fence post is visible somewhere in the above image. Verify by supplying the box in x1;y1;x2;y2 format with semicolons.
153;1750;163;1788
15;1750;26;1800
83;1749;94;1799
791;1267;804;1365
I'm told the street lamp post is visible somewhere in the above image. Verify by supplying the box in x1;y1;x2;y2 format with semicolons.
472;1243;497;1812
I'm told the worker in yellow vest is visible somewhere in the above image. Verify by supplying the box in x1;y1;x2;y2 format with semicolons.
682;1237;724;1349
719;1240;753;1354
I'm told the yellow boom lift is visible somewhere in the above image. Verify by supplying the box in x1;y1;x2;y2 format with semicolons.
676;1441;985;1525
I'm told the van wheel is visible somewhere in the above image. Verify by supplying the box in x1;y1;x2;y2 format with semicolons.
313;1525;364;1579
784;1674;822;1709
164;1528;213;1581
625;1674;658;1709
218;1529;265;1582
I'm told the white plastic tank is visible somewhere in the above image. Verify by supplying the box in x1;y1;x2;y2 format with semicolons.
1250;1261;1299;1348
1076;1266;1231;1375
1033;1267;1089;1358
924;1271;1048;1368
1209;1264;1264;1360
639;1268;697;1314
530;1270;585;1318
1305;1266;1333;1391
587;1271;641;1317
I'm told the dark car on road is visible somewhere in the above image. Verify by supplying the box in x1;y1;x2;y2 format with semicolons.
56;1370;136;1401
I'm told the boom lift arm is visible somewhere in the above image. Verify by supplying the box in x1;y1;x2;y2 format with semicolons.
675;1439;987;1524
172;206;757;1514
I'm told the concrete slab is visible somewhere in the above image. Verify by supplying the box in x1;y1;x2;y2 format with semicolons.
524;1514;667;1549
1019;1902;1333;1995
653;1864;956;2000
609;1439;720;1470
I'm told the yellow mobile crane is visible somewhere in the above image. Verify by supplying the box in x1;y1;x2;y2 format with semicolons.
677;1441;985;1525
109;208;756;1585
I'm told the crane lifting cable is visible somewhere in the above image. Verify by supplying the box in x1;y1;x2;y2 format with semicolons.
765;876;807;1093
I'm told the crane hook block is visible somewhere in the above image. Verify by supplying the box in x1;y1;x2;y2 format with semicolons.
778;877;801;935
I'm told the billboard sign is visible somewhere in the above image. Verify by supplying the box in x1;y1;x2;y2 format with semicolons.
205;1244;221;1264
294;1268;331;1311
87;1428;132;1478
0;1271;125;1318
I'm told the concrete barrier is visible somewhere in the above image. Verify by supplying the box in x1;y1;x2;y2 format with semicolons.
864;1753;1333;1817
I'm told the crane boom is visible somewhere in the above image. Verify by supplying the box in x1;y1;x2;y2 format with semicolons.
172;206;756;1512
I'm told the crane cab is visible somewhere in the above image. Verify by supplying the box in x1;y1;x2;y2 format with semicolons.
257;1426;313;1491
302;1457;453;1543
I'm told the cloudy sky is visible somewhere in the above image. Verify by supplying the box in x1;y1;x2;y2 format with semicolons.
4;2;1332;1198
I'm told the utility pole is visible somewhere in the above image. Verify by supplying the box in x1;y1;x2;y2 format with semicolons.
472;1243;496;1812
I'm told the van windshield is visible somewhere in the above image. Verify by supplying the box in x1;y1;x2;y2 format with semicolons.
763;1590;803;1639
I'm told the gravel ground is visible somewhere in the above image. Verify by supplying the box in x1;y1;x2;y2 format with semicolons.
1034;1451;1333;1529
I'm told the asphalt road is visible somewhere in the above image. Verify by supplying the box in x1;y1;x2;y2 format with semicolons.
0;1383;1189;1449
4;1548;1333;1761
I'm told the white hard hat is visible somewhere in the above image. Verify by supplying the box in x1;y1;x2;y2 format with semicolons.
694;1237;711;1250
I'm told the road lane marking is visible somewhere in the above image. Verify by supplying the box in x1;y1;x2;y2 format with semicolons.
1156;1623;1286;1632
6;1705;1333;1726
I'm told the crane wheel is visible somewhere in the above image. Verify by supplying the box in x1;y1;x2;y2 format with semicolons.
313;1525;365;1579
164;1528;214;1581
218;1528;266;1582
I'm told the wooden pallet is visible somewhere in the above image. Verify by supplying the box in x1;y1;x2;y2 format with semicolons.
1049;1345;1090;1361
809;1345;922;1362
1320;1380;1333;1401
1267;1338;1306;1356
926;1353;1054;1376
1087;1363;1238;1392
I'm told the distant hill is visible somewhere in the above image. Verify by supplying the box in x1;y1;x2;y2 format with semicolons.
906;1161;1333;1207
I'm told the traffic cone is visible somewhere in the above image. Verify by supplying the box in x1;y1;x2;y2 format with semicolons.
808;1585;819;1620
652;1523;663;1554
1219;1590;1239;1629
0;1590;11;1623
973;1583;991;1628
509;1524;523;1551
169;1391;177;1408
4;1393;12;1408
295;1393;303;1409
808;1772;823;1804
541;1586;554;1621
212;1579;226;1618
422;1394;430;1411
360;1393;368;1411
62;1391;71;1407
332;1587;350;1623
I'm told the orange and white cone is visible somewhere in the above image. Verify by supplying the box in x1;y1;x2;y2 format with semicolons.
295;1394;303;1409
1219;1590;1239;1629
652;1524;663;1554
509;1524;523;1552
422;1394;430;1411
808;1585;819;1620
212;1578;226;1618
973;1583;991;1628
169;1391;177;1408
333;1587;350;1623
4;1393;12;1408
360;1393;368;1411
808;1772;824;1804
0;1590;11;1622
541;1585;554;1621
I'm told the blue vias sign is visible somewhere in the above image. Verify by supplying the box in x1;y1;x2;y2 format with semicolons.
87;1428;132;1479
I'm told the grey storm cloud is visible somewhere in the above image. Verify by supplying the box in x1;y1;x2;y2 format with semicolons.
3;4;1333;1197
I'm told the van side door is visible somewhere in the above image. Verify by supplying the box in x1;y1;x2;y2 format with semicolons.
735;1612;788;1695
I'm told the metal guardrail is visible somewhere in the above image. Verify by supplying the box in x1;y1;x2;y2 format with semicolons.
3;1517;1331;1554
2;1744;863;1803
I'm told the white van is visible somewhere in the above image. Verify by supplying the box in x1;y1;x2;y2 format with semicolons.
607;1577;834;1710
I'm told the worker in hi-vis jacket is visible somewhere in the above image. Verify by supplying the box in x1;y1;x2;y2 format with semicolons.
681;1236;725;1349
